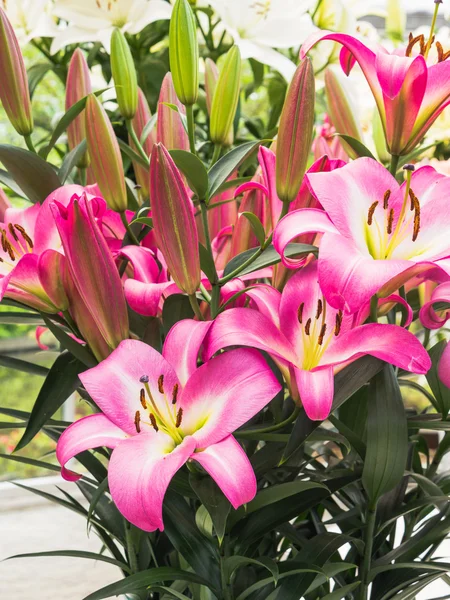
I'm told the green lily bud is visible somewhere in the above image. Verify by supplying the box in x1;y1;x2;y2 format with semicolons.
85;94;128;213
276;57;315;204
169;0;199;106
386;0;406;43
210;45;241;147
373;107;390;164
110;28;138;120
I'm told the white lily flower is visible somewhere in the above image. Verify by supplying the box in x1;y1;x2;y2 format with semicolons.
206;0;316;81
50;0;172;54
1;0;58;45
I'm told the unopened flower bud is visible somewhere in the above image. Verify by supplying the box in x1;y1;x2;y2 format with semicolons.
66;49;92;168
130;88;156;198
169;0;199;106
210;45;241;147
276;57;315;203
386;0;406;42
110;28;138;120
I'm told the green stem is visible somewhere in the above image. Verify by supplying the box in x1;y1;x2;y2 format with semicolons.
189;294;204;321
370;295;378;323
235;407;300;439
424;0;440;60
24;134;37;154
210;144;222;167
185;104;197;155
358;501;378;600
126;120;150;166
199;282;212;303
221;556;232;600
124;520;139;575
120;212;140;246
211;285;221;319
78;167;87;187
389;154;400;177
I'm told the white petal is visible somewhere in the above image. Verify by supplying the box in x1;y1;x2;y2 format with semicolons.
50;26;104;53
236;39;297;81
127;0;173;34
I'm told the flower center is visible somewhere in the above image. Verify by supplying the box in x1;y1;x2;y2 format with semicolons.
251;1;272;19
298;297;343;370
405;32;450;64
0;223;34;270
94;0;128;27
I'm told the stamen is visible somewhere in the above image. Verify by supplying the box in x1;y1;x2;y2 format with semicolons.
383;190;391;210
5;241;15;261
318;324;327;346
367;201;378;226
387;209;395;235
405;33;425;57
14;224;33;248
7;223;18;242
335;311;343;336
158;374;164;394
176;408;183;428
134;410;141;434
436;41;450;62
150;413;159;432
1;229;7;253
413;208;421;242
172;383;179;405
140;374;149;383
409;188;417;211
315;299;323;320
297;302;304;324
305;318;311;336
139;388;147;410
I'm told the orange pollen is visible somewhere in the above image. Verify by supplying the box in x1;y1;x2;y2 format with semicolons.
150;413;159;432
298;302;304;324
383;190;391;210
318;324;327;346
139;388;147;410
367;201;378;226
176;408;183;428
387;209;395;235
335;311;343;336
134;410;141;433
172;383;179;405
158;374;164;394
305;318;311;336
315;299;323;320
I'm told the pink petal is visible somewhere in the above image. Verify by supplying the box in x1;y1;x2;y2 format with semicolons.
438;342;450;390
109;433;196;532
293;366;334;421
192;436;257;508
420;282;450;330
245;284;282;328
124;279;172;317
120;245;161;282
258;146;283;229
6;254;59;313
56;414;126;481
179;348;281;447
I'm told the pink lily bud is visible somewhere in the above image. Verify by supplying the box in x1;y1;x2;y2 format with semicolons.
85;94;128;213
38;250;69;312
276;57;315;204
150;144;200;295
130;88;156;198
0;7;33;136
157;73;189;152
51;194;129;358
66;49;92;168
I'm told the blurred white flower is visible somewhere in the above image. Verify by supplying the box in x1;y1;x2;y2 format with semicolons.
1;0;58;45
50;0;172;54
206;0;316;80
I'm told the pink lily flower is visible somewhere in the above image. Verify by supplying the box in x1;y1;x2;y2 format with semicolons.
205;261;431;421
274;159;450;314
56;322;281;531
157;73;189;152
312;116;349;162
420;281;450;330
301;30;450;156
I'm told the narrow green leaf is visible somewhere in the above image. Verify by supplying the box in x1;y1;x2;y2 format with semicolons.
7;550;131;574
199;243;217;284
247;481;327;513
42;315;97;368
0;312;45;325
210;176;252;199
223;243;317;278
208;141;262;200
235;566;324;600
118;138;149;169
169;150;209;200
427;340;450;419
130;216;153;228
0;168;28;198
321;582;361;600
59;140;88;183
224;556;278;584
87;478;109;531
162;295;194;335
160;102;189;136
190;475;231;545
0;354;49;377
333;133;376;159
241;212;266;245
0;453;60;472
140;113;158;145
28;62;54;96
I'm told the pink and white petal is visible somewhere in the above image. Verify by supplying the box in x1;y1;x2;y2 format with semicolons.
109;434;196;532
179;348;282;447
192;436;257;509
245;284;282;329
119;246;161;283
273;208;338;269
235;181;269;198
321;323;431;374
124;279;172;317
420;282;450;330
7;254;58;313
204;307;297;364
163;320;213;386
258;147;283;229
356;294;414;327
293;366;335;421
56;414;127;481
438;342;450;390
79;340;180;435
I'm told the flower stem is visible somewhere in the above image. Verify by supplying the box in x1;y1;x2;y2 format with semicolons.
370;294;378;323
210;144;222;167
24;135;37;154
358;501;378;600
189;294;204;320
79;167;87;187
389;154;399;177
126;120;150;166
124;520;139;575
120;212;140;246
185;104;197;155
236;407;300;438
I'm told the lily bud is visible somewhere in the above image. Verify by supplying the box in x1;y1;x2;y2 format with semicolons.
372;107;390;163
85;94;128;213
169;0;199;106
38;250;69;312
150;144;200;295
205;58;234;147
130;88;156;197
66;49;92;169
0;7;33;136
210;45;241;147
386;0;406;43
157;73;189;152
276;57;315;204
324;66;362;158
110;28;138;120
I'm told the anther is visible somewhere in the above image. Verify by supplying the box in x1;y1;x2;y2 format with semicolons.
315;299;323;320
305;318;311;336
403;164;415;172
8;223;18;242
150;413;159;432
176;408;183;428
134;410;141;434
383;190;391;210
387;209;395;235
5;242;15;262
139;388;147;410
409;188;417;211
140;375;149;383
1;230;7;253
172;383;179;405
406;33;425;57
367;201;378;226
158;374;164;394
335;311;343;336
436;41;450;62
14;224;33;248
413;207;421;242
297;302;304;324
318;324;327;346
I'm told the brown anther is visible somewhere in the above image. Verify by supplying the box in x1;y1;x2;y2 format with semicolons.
150;413;159;432
297;302;304;324
158;374;164;394
335;311;343;336
176;408;183;428
413;204;421;242
172;383;179;405
318;324;327;346
367;201;378;226
5;241;15;262
14;225;33;249
134;410;141;434
405;33;425;57
139;388;147;410
387;209;395;235
7;223;18;242
383;190;391;210
315;299;323;320
305;318;311;336
409;188;417;211
0;257;3;263
1;229;7;253
436;41;450;62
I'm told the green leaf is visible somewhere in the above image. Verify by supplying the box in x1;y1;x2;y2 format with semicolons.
195;505;214;539
7;550;131;574
199;243;217;285
370;562;450;581
0;312;45;325
140;113;158;145
0;168;28;198
208;141;262;200
151;587;191;600
224;556;279;585
0;453;60;472
169;150;209;200
241;212;266;245
210;176;252;199
0;145;61;203
160;102;189;136
87;477;110;530
28;62;54;96
162;295;194;335
190;474;231;545
59;140;88;183
363;364;408;502
15;351;83;451
42;315;97;368
426;340;450;419
321;582;361;600
118;138;149;169
130;216;153;228
246;481;328;513
235;565;324;600
333;133;376;159
0;354;49;377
